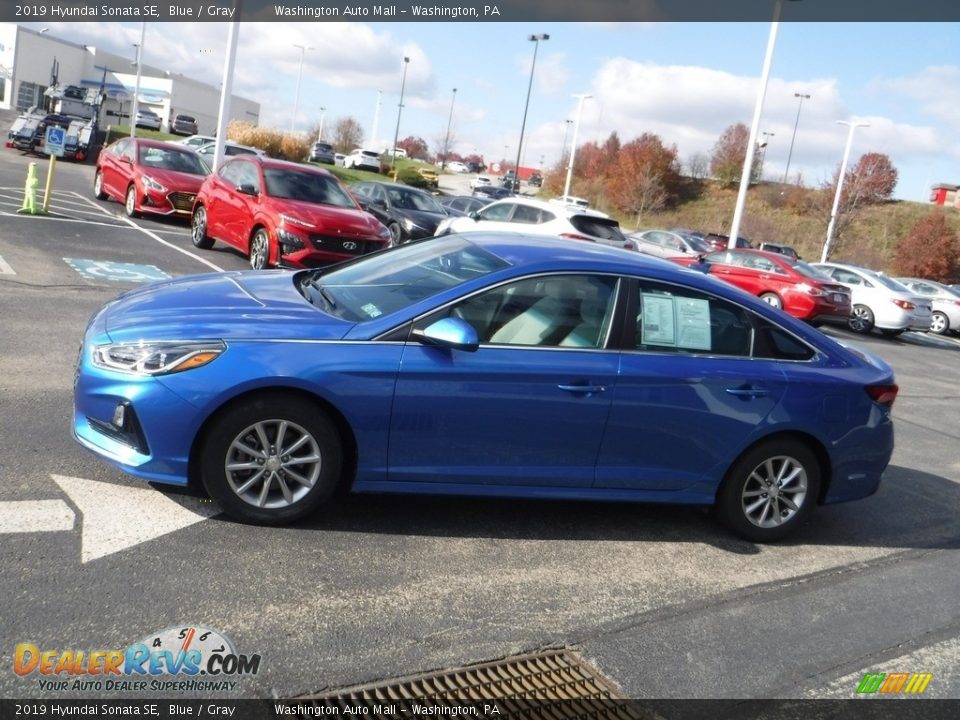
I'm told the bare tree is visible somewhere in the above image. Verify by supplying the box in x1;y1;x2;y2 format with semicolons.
686;152;709;180
332;117;364;154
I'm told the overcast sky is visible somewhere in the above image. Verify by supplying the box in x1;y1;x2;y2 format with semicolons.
24;20;960;201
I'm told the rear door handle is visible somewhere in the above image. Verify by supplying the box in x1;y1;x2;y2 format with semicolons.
725;386;769;399
558;384;607;394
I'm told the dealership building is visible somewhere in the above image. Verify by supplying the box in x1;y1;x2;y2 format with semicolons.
0;24;259;134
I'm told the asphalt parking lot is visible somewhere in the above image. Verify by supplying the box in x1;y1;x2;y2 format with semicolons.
1;149;959;709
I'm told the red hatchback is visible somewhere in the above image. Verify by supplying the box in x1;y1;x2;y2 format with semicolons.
191;156;392;270
94;138;209;218
674;249;852;326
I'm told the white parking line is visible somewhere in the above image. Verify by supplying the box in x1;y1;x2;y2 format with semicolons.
0;499;75;533
68;191;224;271
0;255;15;275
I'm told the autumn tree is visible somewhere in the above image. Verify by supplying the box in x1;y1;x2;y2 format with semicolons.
397;135;429;159
893;212;960;282
331;117;364;154
822;152;899;255
607;133;681;224
710;123;750;185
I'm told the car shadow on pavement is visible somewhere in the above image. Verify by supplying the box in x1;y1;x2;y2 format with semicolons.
176;462;960;555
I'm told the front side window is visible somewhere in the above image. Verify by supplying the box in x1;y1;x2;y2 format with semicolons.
218;160;244;185
478;203;514;222
438;274;618;348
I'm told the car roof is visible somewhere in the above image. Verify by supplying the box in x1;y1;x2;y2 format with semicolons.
488;196;611;219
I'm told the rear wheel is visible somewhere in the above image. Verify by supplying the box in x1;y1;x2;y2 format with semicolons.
199;397;343;525
191;206;214;249
124;185;139;218
848;304;874;334
930;311;949;335
249;228;270;270
716;438;820;542
93;170;107;200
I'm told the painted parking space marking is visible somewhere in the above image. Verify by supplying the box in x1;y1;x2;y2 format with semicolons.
64;258;171;283
0;255;15;275
0;499;74;533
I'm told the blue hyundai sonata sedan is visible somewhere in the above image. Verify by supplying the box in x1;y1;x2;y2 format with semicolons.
73;233;897;541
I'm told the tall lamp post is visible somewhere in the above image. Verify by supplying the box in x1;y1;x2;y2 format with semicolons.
291;43;313;132
317;106;326;141
561;119;572;164
391;56;410;171
513;33;549;190
441;87;457;170
758;130;775;178
563;93;592;198
783;92;810;183
129;22;145;138
821;120;869;263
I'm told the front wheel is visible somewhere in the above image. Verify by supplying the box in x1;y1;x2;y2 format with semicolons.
199;397;343;525
848;304;874;334
124;185;139;218
93;170;107;200
191;206;214;249
249;228;271;270
387;222;403;245
760;292;782;309
715;438;820;542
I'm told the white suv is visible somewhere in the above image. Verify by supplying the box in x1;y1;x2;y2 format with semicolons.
435;197;633;251
813;262;932;336
344;149;382;172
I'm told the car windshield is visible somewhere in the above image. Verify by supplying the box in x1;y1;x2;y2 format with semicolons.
869;272;911;292
387;186;445;213
792;261;834;281
138;146;209;176
678;233;712;253
263;168;356;208
298;236;510;321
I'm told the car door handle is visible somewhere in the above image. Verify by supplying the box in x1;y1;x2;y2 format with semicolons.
725;386;769;398
558;384;607;394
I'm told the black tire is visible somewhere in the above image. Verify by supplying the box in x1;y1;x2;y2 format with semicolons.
93;170;107;200
191;205;215;249
760;292;782;310
199;396;343;525
848;304;874;334
124;184;139;218
715;438;820;542
387;222;403;246
249;228;271;270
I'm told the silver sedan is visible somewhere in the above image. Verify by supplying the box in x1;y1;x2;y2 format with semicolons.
896;278;960;335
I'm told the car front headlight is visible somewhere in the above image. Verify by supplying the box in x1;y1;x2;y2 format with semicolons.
141;174;167;192
402;217;422;233
92;340;225;375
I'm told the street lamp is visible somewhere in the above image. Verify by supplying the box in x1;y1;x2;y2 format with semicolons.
758;131;775;179
783;92;811;184
291;43;313;133
563;93;592;198
391;56;410;170
317;107;326;142
514;33;549;191
561;119;572;164
129;22;146;139
821;120;869;263
441;87;457;170
729;0;800;249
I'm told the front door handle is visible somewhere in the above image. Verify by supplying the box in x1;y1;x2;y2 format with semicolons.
725;386;769;399
558;384;607;395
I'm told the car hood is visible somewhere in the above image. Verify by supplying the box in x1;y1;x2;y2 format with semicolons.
268;198;385;239
103;271;354;342
396;208;446;231
137;167;207;192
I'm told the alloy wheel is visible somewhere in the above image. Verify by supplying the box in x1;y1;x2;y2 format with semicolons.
740;455;808;529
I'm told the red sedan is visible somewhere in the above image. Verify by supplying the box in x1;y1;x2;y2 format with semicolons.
190;156;391;270
673;249;852;325
94;138;209;218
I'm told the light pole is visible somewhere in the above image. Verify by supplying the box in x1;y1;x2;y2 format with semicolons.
291;43;313;133
563;93;591;198
391;56;410;170
758;131;774;179
317;107;326;141
561;119;572;164
821;120;869;263
514;33;549;191
783;92;810;184
441;87;457;170
129;22;145;138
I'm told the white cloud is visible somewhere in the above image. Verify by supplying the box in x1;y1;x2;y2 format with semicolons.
873;65;960;131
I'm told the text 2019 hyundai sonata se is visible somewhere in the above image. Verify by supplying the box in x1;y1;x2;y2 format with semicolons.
73;234;897;542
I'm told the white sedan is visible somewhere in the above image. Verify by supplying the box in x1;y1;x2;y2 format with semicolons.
896;277;960;335
469;175;492;190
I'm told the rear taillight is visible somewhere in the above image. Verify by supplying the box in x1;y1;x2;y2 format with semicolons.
559;233;595;242
892;299;914;310
865;384;899;408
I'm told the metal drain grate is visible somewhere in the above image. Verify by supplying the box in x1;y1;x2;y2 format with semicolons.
298;649;656;719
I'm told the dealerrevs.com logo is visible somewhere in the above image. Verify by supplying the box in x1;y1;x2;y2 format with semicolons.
14;625;262;693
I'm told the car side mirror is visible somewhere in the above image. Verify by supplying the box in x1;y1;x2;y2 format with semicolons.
236;183;258;196
413;317;479;353
468;211;480;220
